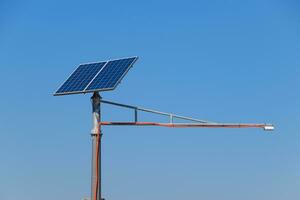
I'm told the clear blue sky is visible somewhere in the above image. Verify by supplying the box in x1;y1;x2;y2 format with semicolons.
1;0;299;200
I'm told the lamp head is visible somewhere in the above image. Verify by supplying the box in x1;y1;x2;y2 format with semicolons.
264;125;275;131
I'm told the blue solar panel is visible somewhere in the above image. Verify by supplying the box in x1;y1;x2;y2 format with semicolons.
55;62;107;95
54;57;138;96
85;57;137;92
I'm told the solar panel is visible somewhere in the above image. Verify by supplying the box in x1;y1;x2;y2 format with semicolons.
85;57;137;92
54;57;138;96
55;62;107;95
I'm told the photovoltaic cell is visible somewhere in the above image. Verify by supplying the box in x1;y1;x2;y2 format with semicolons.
55;62;106;95
54;57;138;96
86;57;137;92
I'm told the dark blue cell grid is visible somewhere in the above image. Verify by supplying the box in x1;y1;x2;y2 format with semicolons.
55;62;106;94
86;57;137;91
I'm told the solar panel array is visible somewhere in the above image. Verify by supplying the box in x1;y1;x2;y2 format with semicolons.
54;57;138;96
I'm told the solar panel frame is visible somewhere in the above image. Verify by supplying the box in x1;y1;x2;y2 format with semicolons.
84;56;138;94
53;56;138;96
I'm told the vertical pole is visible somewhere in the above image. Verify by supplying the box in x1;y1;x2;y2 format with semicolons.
91;92;102;200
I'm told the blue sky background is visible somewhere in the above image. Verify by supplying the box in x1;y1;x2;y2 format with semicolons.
0;0;299;200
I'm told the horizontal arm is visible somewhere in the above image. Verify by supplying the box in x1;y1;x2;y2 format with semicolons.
100;99;274;131
99;122;274;131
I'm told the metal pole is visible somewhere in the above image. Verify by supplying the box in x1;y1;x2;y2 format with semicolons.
91;92;102;200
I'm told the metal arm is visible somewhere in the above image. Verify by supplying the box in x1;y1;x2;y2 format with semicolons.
100;99;274;131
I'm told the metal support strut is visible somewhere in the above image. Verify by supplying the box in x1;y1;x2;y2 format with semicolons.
91;92;102;200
